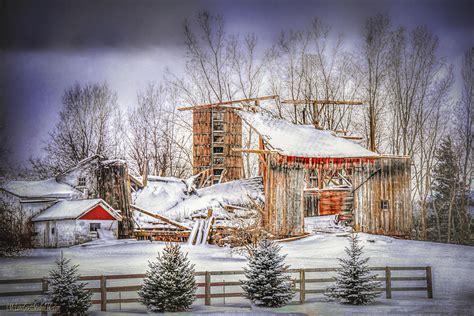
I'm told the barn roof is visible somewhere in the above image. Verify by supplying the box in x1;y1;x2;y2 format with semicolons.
0;178;80;199
32;199;122;221
238;111;379;158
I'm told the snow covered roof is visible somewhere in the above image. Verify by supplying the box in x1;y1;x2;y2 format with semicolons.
133;176;188;213
133;177;264;227
0;178;81;199
238;111;379;158
32;199;121;221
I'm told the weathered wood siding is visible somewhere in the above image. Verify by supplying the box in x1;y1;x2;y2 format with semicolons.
192;108;242;183
264;155;305;237
352;157;412;237
97;161;133;238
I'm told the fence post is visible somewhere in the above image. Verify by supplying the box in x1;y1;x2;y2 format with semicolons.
100;275;107;311
41;278;48;315
299;269;305;304
385;266;391;299
426;266;433;299
204;271;211;306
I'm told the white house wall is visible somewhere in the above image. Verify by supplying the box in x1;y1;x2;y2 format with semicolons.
34;219;118;248
56;158;100;198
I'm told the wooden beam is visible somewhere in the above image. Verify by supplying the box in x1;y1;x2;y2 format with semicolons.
281;99;364;105
231;148;277;154
178;95;278;111
131;204;191;230
339;135;364;140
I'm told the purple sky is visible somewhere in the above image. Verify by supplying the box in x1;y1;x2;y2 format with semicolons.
0;0;473;166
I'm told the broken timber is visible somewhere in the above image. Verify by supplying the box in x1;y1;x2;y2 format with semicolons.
130;204;191;231
177;95;278;111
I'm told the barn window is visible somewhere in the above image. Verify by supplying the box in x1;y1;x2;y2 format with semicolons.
90;223;101;232
51;227;55;235
213;157;224;165
380;200;389;210
213;122;224;131
213;135;224;143
78;177;86;187
213;168;224;176
213;146;224;154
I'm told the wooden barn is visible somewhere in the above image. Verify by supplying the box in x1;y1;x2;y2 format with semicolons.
238;111;412;238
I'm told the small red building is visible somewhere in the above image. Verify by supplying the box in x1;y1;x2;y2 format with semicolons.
32;199;122;248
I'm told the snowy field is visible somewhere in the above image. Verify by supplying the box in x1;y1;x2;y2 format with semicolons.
1;233;473;315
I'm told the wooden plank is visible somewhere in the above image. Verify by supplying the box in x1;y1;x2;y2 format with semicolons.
426;266;433;298
299;269;305;304
210;281;241;287
100;275;107;311
0;278;43;284
204;272;211;306
209;270;244;276
80;275;103;281
305;278;335;283
131;204;191;230
104;274;145;280
231;148;277;154
391;287;428;291
178;95;278;111
209;293;243;298
107;285;142;292
106;298;140;304
281;99;364;105
391;277;427;281
385;266;392;299
0;290;43;297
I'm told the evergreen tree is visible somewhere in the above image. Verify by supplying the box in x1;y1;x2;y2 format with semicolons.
43;252;92;315
138;243;197;312
241;239;294;307
429;137;469;244
325;234;381;305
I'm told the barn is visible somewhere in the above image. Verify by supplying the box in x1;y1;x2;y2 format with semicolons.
31;199;122;248
238;111;412;238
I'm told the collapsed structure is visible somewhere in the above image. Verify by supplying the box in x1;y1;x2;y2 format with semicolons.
1;95;413;248
180;96;413;239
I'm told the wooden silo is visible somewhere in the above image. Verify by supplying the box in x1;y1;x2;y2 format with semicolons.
192;107;243;184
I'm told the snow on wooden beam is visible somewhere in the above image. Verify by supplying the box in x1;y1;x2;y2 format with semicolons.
131;204;191;231
177;95;278;111
281;99;365;105
231;148;278;154
339;135;364;140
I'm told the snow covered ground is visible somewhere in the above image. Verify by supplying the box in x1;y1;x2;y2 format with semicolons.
1;233;473;314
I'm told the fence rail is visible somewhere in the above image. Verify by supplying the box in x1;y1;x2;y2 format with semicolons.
0;266;433;311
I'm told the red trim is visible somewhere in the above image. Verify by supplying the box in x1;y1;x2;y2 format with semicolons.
79;205;115;220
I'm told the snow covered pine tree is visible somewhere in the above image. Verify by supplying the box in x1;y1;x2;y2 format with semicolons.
138;243;197;312
241;239;294;307
43;252;92;314
325;234;381;305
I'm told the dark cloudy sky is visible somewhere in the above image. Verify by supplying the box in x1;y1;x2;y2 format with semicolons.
0;0;473;165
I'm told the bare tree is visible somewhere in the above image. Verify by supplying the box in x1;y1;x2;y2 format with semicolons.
453;48;474;243
43;83;117;173
359;14;392;152
127;84;192;178
386;26;453;239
